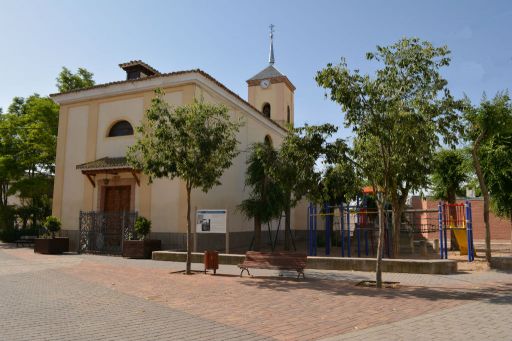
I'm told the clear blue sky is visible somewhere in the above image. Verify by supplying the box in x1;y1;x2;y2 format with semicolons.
1;0;511;139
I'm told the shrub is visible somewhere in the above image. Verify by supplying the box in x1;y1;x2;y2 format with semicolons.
0;206;18;242
134;216;151;240
43;216;61;238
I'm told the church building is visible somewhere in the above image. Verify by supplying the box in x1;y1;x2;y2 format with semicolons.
50;28;306;253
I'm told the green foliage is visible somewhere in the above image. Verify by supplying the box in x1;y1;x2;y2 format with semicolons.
134;216;152;240
481;133;512;220
0;95;58;224
0;206;17;242
431;148;471;203
56;67;95;93
463;93;512;261
127;89;241;273
275;124;342;208
127;90;242;191
316;37;463;259
239;141;284;224
0;68;94;233
43;216;61;238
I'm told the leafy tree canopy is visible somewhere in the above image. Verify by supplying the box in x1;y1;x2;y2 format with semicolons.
431;148;471;203
463;92;512;261
127;89;242;273
239;141;284;224
56;67;95;93
316;37;463;258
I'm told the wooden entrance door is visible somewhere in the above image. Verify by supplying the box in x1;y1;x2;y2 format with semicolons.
104;186;131;212
103;186;131;251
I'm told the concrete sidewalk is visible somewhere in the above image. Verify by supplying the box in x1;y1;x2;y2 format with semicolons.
1;244;511;341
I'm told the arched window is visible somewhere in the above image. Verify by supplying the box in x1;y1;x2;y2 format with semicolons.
108;120;134;137
262;103;271;118
264;135;273;146
287;106;291;124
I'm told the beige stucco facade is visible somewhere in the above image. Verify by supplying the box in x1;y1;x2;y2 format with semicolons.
51;65;307;252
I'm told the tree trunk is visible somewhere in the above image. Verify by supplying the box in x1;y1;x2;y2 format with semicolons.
253;216;261;251
185;183;192;275
376;200;385;289
392;205;402;258
284;205;291;251
472;134;492;263
509;211;512;253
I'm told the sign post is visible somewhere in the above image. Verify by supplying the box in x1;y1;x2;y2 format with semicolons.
195;209;228;252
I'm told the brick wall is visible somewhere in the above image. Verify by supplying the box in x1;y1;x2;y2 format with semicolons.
410;196;512;242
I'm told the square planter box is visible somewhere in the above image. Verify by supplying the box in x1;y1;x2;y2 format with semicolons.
34;237;69;254
122;239;162;259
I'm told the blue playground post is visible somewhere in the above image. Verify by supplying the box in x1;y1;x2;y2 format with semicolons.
469;201;475;262
313;204;317;256
356;196;361;257
347;206;351;257
438;202;444;259
385;211;391;258
307;203;312;256
340;203;345;257
365;229;369;256
466;201;475;262
443;204;448;259
325;203;331;256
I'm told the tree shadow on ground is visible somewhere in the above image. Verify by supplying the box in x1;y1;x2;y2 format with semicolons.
0;243;19;249
237;273;512;305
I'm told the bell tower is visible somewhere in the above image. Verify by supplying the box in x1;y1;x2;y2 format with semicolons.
247;25;295;128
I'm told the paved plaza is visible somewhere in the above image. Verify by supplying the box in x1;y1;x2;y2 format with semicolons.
0;244;511;341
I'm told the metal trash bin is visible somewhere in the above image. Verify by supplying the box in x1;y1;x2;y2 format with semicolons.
204;250;219;274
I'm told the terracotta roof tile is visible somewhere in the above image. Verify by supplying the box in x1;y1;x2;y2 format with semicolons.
119;60;160;75
50;69;287;132
76;157;130;171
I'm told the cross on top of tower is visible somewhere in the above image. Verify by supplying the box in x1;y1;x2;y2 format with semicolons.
269;24;275;65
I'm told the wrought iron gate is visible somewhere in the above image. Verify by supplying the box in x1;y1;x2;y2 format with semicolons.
79;211;138;254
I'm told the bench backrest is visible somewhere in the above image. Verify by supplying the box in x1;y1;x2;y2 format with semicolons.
245;251;307;268
21;236;37;240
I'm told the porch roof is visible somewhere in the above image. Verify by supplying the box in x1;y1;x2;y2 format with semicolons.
76;157;131;172
76;157;140;187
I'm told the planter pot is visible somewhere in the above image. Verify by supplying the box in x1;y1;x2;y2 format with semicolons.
122;239;162;259
34;237;69;254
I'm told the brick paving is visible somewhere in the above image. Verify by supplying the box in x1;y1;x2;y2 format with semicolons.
1;244;511;340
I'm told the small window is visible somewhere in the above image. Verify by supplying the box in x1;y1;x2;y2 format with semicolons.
262;103;271;118
108;120;134;137
287;106;291;123
264;135;273;146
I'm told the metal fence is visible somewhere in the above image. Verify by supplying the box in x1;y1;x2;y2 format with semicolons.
78;211;138;255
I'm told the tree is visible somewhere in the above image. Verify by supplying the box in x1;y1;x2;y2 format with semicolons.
0;95;58;229
272;124;341;250
316;37;462;287
239;140;284;251
465;93;512;261
127;89;241;274
0;68;95;241
431;148;471;250
56;67;95;93
431;149;470;204
481;134;512;251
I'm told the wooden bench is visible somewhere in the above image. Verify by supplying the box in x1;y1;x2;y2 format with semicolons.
15;235;37;247
238;251;307;279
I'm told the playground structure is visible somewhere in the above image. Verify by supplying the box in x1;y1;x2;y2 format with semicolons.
307;198;475;262
439;202;475;262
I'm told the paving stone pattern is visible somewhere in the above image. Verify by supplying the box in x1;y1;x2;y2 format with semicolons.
1;245;511;341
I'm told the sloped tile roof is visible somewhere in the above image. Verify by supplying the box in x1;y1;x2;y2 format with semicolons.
76;157;130;171
119;60;160;76
50;68;287;132
247;65;284;81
